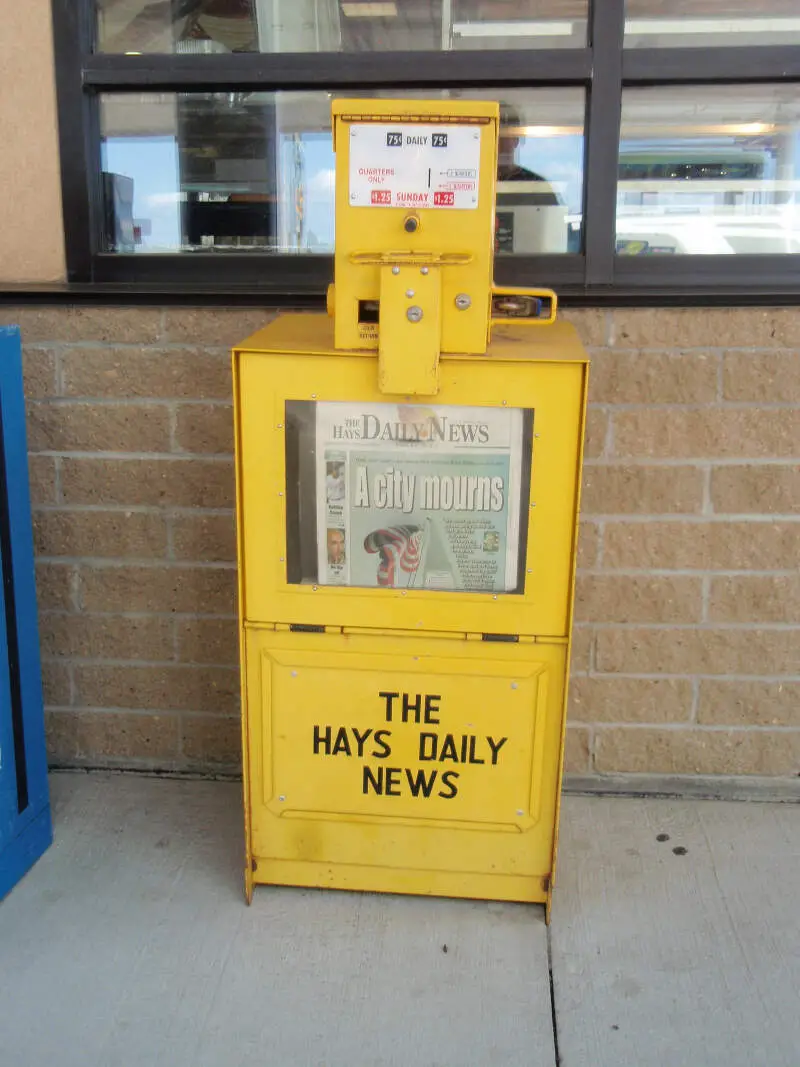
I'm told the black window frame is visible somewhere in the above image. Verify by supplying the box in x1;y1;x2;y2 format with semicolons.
51;0;800;305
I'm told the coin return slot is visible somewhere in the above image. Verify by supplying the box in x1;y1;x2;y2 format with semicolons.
358;300;380;325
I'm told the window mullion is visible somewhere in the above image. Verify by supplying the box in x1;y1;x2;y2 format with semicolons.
583;0;625;286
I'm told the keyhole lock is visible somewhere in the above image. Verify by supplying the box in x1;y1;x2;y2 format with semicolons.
403;214;420;234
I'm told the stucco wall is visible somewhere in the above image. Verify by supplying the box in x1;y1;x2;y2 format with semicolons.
0;1;66;283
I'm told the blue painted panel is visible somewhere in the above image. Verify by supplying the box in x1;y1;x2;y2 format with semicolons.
0;325;52;900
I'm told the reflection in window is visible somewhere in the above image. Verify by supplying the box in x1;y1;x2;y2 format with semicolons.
99;89;585;255
616;86;800;255
625;0;800;48
95;0;587;53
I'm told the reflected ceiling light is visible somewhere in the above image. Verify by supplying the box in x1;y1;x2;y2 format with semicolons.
625;16;800;34
453;21;574;37
731;123;777;135
621;123;778;137
341;2;398;15
518;125;582;137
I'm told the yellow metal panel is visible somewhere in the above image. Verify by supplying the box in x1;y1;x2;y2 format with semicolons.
244;627;567;903
378;263;441;395
548;354;590;922
331;99;498;356
234;317;587;639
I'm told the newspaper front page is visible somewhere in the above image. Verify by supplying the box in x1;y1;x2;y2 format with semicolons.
315;401;529;593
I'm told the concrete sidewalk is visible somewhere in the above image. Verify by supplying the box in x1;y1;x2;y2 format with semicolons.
1;772;797;1067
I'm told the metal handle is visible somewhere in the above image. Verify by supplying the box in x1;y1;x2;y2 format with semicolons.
490;286;557;327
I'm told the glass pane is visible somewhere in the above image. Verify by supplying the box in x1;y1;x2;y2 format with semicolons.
96;0;586;53
99;89;584;254
285;400;533;594
625;0;800;47
616;86;800;255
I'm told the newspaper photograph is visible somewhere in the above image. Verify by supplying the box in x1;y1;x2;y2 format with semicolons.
315;401;530;593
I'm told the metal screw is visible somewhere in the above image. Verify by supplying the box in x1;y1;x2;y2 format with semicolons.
516;809;524;816
311;393;317;398
312;585;318;591
277;422;283;428
534;433;540;438
455;293;471;310
278;491;283;497
392;265;400;275
511;682;518;690
405;289;415;298
407;306;423;323
279;795;286;802
280;556;285;562
420;267;429;275
527;568;532;573
291;670;297;677
502;399;507;405
492;595;498;600
401;590;407;596
531;503;536;508
350;193;356;200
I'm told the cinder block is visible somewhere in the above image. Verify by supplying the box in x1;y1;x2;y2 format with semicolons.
27;401;170;453
172;512;236;563
596;627;800;676
589;348;719;404
62;345;231;400
709;575;800;624
582;465;704;515
711;465;800;515
614;408;800;460
34;509;168;559
45;710;179;765
698;680;800;727
79;564;236;614
603;520;800;570
60;457;235;508
575;574;702;623
39;613;174;662
73;663;240;714
722;349;800;402
595;725;800;776
569;676;692;723
181;714;242;769
174;403;234;455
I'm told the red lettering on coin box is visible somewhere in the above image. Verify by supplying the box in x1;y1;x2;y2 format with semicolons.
371;189;392;205
434;191;455;206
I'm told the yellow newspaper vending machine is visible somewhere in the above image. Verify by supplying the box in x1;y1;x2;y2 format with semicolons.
233;99;588;920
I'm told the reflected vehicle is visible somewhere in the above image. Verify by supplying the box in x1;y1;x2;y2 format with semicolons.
615;104;800;255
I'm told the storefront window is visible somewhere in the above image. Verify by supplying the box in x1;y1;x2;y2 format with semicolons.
96;0;587;54
99;88;585;254
616;85;800;255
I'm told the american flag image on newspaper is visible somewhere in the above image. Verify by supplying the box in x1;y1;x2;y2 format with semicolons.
363;525;424;587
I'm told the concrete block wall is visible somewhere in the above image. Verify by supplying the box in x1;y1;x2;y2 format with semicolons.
1;304;798;781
